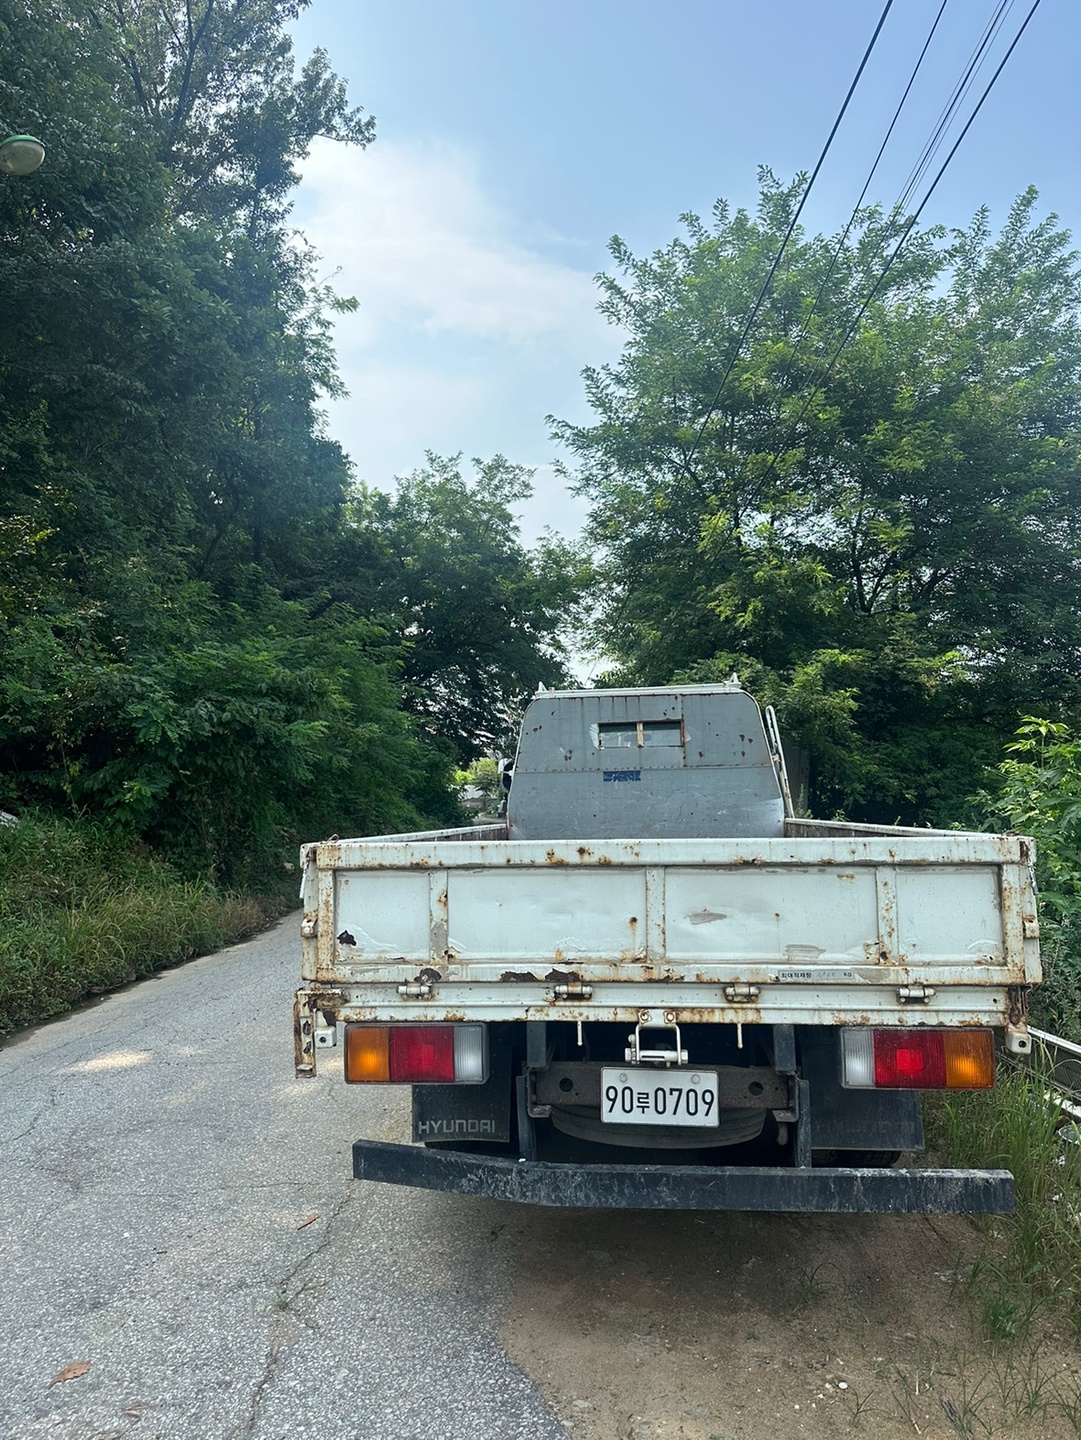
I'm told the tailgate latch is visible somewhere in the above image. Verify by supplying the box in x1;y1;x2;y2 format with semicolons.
625;1022;688;1067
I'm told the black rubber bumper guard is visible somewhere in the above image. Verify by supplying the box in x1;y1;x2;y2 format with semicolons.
352;1139;1014;1213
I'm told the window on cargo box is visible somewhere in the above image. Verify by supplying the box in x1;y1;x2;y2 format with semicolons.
596;720;682;748
596;723;637;749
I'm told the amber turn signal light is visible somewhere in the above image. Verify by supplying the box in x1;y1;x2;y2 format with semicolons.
943;1030;995;1090
344;1026;390;1083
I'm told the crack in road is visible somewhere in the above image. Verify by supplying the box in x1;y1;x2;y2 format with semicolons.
2;1088;59;1147
237;1182;358;1439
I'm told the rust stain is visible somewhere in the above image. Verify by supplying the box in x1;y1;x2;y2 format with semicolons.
545;850;568;865
596;855;613;865
337;930;357;947
689;909;728;925
500;971;540;982
577;846;592;860
545;968;582;984
416;967;442;985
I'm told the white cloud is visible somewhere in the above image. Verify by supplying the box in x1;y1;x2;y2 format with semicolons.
298;137;605;349
318;362;490;481
295;137;617;538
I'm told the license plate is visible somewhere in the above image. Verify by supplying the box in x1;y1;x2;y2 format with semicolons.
600;1068;720;1126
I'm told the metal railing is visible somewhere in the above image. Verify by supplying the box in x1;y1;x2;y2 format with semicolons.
1030;1026;1081;1127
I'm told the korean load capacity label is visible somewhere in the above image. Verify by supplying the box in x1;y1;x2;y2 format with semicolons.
600;1068;720;1126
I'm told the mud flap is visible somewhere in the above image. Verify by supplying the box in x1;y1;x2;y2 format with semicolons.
412;1032;513;1144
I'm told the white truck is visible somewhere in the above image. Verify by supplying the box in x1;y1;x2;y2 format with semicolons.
294;683;1040;1212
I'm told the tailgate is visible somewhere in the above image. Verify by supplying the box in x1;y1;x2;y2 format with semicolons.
300;833;1040;1030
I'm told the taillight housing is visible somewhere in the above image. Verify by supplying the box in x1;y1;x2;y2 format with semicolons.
841;1028;994;1090
344;1024;488;1085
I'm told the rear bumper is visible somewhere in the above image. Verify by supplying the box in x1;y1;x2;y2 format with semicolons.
352;1139;1014;1213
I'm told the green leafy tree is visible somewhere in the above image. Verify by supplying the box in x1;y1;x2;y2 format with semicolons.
454;757;504;815
0;0;464;877
343;455;588;763
557;174;1081;821
90;0;375;231
989;720;1081;919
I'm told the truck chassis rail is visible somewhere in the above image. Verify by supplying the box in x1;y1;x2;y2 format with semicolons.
352;1139;1014;1213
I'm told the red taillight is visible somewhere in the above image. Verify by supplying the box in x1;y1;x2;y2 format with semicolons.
389;1026;455;1083
874;1030;948;1088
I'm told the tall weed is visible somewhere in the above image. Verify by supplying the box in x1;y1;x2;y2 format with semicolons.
935;1050;1081;1338
0;812;282;1036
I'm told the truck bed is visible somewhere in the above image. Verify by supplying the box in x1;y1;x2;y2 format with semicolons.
298;818;1040;1050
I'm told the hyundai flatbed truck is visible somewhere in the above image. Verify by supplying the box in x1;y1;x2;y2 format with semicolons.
294;683;1039;1212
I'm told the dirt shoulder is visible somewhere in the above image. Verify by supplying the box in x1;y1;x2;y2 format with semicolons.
500;1205;1081;1440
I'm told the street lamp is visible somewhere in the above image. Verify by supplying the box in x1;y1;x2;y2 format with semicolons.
0;135;46;176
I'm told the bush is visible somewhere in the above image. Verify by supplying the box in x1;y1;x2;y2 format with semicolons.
0;590;461;887
981;718;1081;1045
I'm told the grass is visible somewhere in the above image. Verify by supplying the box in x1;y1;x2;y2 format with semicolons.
932;1047;1081;1342
790;1261;836;1309
0;811;289;1037
870;1333;1081;1437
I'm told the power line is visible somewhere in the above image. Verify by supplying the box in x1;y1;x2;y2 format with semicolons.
750;0;1043;506
773;0;952;405
894;0;1016;216
681;0;896;472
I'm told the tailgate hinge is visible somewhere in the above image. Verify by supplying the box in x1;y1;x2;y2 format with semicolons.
897;984;936;1003
398;982;433;999
724;983;760;1004
552;982;594;1000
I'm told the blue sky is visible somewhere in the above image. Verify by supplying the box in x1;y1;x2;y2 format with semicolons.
289;0;1079;540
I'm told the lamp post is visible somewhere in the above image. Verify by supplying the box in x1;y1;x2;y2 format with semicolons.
0;135;46;176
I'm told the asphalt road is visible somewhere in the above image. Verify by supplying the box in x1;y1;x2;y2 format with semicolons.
0;915;567;1440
